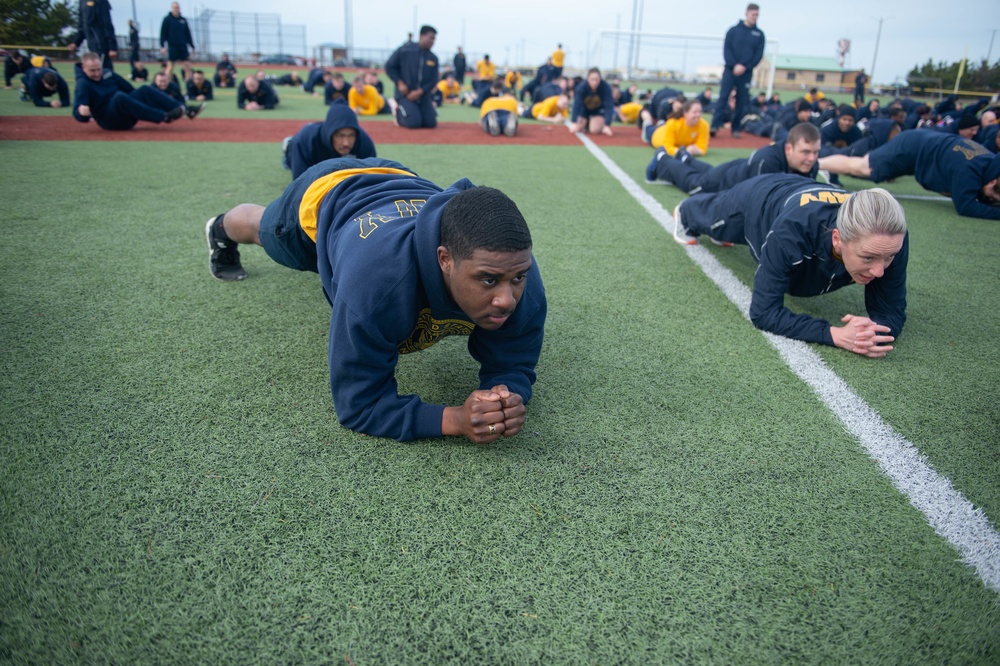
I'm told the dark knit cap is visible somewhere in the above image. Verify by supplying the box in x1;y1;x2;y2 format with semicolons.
958;114;980;131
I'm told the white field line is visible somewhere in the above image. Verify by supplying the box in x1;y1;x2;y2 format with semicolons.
573;131;1000;593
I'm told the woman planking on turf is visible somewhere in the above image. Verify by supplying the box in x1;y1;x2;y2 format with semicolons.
673;174;908;358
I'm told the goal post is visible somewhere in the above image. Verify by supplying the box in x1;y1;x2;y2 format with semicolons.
594;30;778;97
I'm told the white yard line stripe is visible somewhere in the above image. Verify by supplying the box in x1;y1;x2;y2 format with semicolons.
573;132;1000;593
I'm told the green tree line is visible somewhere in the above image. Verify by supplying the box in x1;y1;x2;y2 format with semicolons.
0;0;76;46
907;57;1000;91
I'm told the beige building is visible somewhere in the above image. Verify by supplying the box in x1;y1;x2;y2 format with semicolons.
755;54;858;92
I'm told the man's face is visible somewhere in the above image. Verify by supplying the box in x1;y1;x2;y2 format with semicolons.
587;72;601;90
797;109;812;122
437;247;533;330
193;72;204;85
331;128;357;156
959;125;979;139
353;78;365;94
244;77;258;93
171;3;180;17
837;114;856;133
746;8;759;26
785;139;820;174
832;230;905;286
82;59;104;81
154;74;168;90
419;31;436;50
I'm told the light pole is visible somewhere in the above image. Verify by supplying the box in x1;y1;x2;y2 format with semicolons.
870;16;890;85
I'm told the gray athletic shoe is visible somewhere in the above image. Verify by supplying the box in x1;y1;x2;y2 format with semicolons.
486;112;501;136
503;112;517;137
672;204;697;245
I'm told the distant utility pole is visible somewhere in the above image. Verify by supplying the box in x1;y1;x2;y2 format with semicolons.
870;16;890;84
344;0;353;61
988;28;996;65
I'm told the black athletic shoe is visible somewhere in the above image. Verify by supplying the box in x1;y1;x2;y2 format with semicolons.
164;106;185;123
205;215;247;281
186;102;206;119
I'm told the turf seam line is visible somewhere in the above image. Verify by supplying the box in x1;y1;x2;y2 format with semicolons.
572;130;1000;594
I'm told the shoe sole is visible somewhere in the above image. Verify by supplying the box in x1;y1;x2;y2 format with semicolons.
709;238;734;247
672;205;697;245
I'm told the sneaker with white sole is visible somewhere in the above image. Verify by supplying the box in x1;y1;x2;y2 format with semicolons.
645;149;671;184
672;204;697;245
503;112;517;137
205;215;247;281
709;237;734;247
486;111;501;136
186;101;206;119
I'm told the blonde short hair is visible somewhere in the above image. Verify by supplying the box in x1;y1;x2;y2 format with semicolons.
836;188;907;243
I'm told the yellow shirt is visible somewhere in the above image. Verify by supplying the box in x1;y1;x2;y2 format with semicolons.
480;95;518;118
651;117;710;155
504;71;522;89
348;84;385;115
805;91;825;105
531;96;567;120
618;102;642;124
476;60;496;80
552;48;565;67
436;78;461;99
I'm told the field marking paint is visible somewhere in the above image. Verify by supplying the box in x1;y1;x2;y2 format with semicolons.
573;132;1000;593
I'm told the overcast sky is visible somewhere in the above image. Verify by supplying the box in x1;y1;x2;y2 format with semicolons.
125;0;999;84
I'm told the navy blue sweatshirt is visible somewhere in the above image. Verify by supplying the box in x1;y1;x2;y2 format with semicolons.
571;78;615;124
73;0;117;56
385;41;439;99
288;99;377;178
723;20;765;71
23;67;70;107
871;132;1000;220
72;63;137;127
237;79;278;109
159;12;194;50
283;158;546;441
742;176;907;344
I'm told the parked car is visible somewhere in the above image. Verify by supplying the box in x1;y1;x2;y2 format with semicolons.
259;54;299;65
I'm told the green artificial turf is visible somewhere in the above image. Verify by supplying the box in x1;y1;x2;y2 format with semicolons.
1;137;998;663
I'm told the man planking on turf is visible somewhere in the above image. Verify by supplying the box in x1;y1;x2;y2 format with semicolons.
204;157;547;443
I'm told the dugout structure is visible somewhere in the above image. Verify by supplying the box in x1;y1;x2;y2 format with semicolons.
595;30;778;96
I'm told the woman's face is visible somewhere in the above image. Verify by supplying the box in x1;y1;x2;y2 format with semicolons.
684;103;702;126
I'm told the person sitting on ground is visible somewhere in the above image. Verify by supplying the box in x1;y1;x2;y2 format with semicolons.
805;87;826;110
237;75;278;110
324;71;349;105
650;99;710;157
203;157;547;444
73;52;204;130
131;62;149;82
281;98;377;178
569;67;615;136
434;70;461;105
474;54;496;96
20;67;70;108
153;70;185;104
364;69;384;96
348;74;388;116
673;175;908;359
818;131;1000;220
214;54;237;88
646;121;821;195
185;69;213;101
480;90;519;137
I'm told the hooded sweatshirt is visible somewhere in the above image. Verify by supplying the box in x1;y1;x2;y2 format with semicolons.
288;99;378;178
